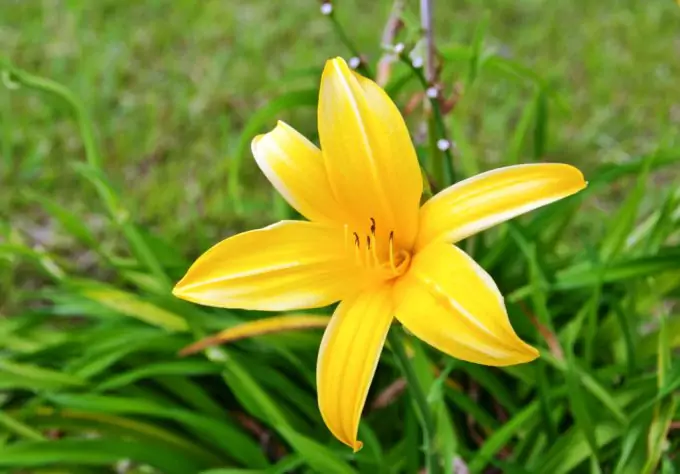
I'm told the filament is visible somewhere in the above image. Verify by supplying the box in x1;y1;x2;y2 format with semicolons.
389;231;397;274
353;232;361;265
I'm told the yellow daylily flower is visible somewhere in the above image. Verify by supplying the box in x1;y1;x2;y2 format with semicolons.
173;57;586;451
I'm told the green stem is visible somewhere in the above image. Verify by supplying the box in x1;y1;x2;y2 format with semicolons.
1;60;171;288
400;56;455;186
428;111;442;183
327;11;373;78
389;328;441;474
2;61;100;169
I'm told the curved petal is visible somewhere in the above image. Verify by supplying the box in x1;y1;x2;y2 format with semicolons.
415;164;586;250
252;121;344;224
318;57;422;248
174;221;373;311
317;284;393;451
179;314;331;355
394;243;538;366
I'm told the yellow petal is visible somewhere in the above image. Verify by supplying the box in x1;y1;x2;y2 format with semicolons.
318;57;422;249
415;164;586;250
179;314;331;355
174;221;373;311
394;243;538;366
317;284;394;451
251;121;344;224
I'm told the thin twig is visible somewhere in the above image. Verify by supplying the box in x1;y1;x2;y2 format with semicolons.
371;377;408;410
376;0;406;86
400;55;455;186
420;0;436;84
520;301;565;361
322;2;373;77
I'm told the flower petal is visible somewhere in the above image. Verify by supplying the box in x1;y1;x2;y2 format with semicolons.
394;243;538;366
318;57;422;248
179;314;331;355
317;284;393;451
415;164;586;250
252;121;344;224
174;221;373;311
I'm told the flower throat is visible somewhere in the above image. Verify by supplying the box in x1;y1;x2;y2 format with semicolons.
345;217;411;278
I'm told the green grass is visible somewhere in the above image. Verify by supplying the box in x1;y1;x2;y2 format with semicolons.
1;0;679;473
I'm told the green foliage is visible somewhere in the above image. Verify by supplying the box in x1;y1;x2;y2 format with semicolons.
2;0;679;473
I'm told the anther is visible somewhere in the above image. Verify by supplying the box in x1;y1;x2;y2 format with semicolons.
366;235;371;250
370;217;376;236
353;232;360;248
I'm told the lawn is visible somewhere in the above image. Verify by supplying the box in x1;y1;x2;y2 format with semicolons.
1;0;679;473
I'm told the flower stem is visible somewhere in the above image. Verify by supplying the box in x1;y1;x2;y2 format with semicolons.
325;7;373;78
389;328;441;474
420;0;436;85
400;57;455;187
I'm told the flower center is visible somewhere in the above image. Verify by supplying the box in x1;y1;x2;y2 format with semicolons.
345;218;412;279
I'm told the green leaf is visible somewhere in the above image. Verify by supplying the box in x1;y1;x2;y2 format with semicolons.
76;284;188;331
0;411;45;441
541;353;627;425
48;393;268;467
468;401;540;473
218;354;356;474
23;191;100;250
0;439;207;473
564;349;602;468
154;376;227;420
600;152;654;261
466;11;491;87
532;87;549;159
552;250;680;290
94;360;220;392
28;407;222;466
535;423;622;474
0;360;85;390
505;88;539;165
643;397;677;474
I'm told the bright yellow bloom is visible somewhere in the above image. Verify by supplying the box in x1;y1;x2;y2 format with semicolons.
173;57;586;451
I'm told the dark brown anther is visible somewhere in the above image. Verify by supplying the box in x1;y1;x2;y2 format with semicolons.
370;217;376;236
353;232;360;247
389;230;394;242
366;235;371;250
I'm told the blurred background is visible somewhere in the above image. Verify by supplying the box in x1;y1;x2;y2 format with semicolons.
1;1;679;473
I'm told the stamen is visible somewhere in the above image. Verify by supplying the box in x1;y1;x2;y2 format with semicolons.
370;217;376;236
353;232;361;265
368;234;380;268
389;231;397;274
366;236;373;267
